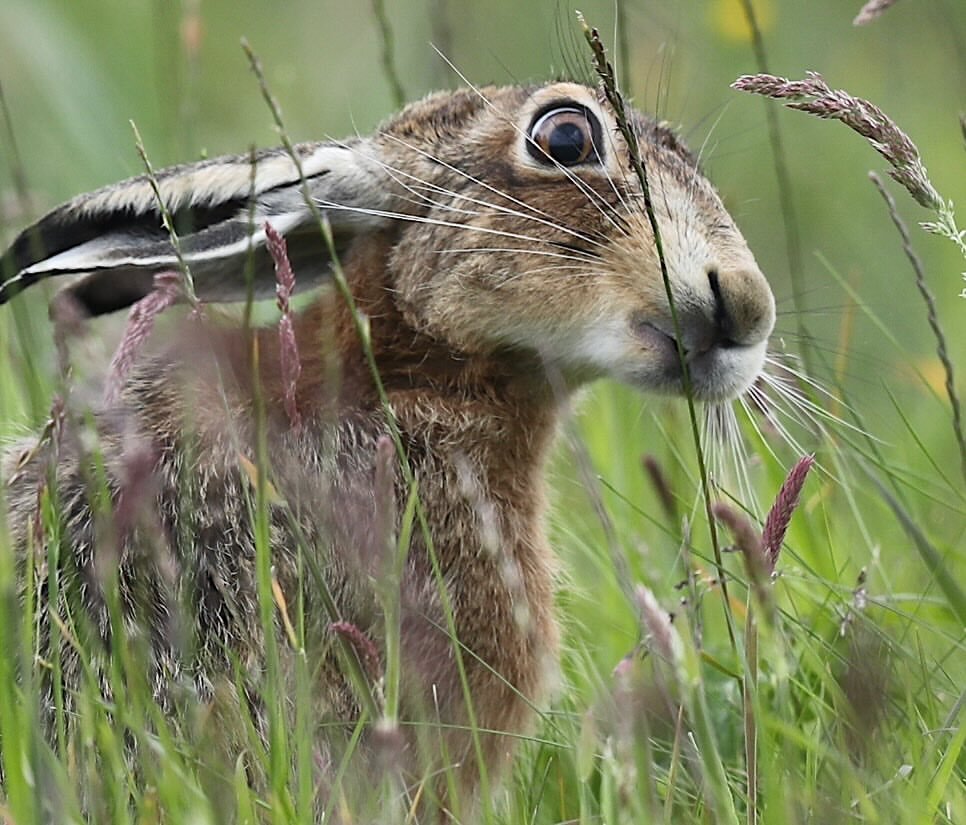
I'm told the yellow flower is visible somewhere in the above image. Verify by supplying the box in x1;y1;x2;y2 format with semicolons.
711;0;776;43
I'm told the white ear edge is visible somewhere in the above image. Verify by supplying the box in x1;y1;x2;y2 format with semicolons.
71;143;371;220
22;213;308;278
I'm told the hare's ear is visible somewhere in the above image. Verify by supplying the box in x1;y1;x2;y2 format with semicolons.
0;141;392;315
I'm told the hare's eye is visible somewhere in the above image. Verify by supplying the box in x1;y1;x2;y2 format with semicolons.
527;106;602;167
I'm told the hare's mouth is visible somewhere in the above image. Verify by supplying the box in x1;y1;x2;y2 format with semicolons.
629;318;767;402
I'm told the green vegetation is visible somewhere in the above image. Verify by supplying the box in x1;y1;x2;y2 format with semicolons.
0;1;963;822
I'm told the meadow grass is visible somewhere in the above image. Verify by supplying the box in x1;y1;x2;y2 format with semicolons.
0;1;963;823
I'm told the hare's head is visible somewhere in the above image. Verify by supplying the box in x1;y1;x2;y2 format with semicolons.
0;81;773;402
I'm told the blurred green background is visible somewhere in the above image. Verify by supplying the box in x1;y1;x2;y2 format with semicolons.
0;0;963;658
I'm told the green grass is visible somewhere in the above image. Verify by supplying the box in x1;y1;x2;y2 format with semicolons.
1;1;964;823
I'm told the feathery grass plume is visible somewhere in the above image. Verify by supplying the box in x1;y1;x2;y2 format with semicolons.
711;501;773;601
761;454;815;569
854;0;902;26
111;435;161;545
49;291;87;380
839;568;868;637
104;272;182;406
732;72;941;209
373;434;397;572
734;72;966;297
264;221;302;431
837;626;893;756
710;501;769;825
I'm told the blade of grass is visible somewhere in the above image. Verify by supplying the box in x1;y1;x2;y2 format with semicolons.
579;13;738;654
867;474;966;625
736;0;812;376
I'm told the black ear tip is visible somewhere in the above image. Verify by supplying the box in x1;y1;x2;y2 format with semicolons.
0;270;40;306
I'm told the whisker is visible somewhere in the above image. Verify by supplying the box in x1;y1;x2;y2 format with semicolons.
703;402;758;514
322;133;618;266
376;134;617;248
738;394;789;469
314;200;605;255
329;134;613;254
429;246;594;265
765;353;850;400
387;187;604;264
745;384;816;459
495;263;594;287
345;144;609;253
587;114;635;218
404;172;612;248
688;104;729;205
760;363;877;441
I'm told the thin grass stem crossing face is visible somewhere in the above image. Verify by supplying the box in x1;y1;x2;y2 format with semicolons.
0;81;776;819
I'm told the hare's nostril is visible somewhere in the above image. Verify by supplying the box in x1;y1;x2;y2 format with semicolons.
707;268;738;349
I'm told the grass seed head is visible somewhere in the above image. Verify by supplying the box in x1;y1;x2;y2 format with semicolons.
732;71;942;209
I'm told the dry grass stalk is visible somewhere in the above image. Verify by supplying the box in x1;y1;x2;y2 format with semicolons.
369;0;406;108
736;0;812;375
580;12;736;650
641;454;677;523
264;221;302;431
854;0;902;26
634;585;680;664
868;172;966;484
732;71;942;209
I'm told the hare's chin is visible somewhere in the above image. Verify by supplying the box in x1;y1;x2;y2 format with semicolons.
682;341;768;401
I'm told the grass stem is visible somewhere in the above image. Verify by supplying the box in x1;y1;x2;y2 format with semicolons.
868;171;966;486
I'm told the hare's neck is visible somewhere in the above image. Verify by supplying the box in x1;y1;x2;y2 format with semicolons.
280;243;564;712
292;228;564;559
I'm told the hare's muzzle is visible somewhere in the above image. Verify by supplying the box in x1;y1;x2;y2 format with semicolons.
628;264;774;402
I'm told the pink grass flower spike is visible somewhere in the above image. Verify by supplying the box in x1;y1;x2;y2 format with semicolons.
104;271;182;406
761;454;816;570
264;221;303;431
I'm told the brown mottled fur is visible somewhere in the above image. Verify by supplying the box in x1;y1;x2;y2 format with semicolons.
1;82;775;820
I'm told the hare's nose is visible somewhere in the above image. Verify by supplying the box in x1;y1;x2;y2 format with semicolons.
706;265;775;349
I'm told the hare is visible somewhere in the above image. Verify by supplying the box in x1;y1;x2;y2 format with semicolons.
0;81;775;818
